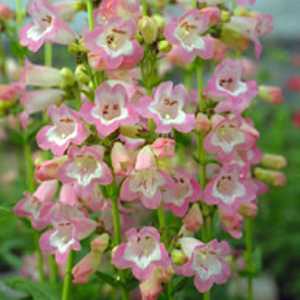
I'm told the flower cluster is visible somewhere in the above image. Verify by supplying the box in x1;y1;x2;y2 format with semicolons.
0;0;286;299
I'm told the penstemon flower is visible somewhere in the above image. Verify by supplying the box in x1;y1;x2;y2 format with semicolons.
19;0;76;52
112;227;171;280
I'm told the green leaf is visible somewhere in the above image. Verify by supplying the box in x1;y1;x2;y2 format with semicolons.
5;277;59;300
95;272;124;288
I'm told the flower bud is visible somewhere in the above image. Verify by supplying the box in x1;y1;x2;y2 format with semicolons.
60;67;75;88
259;85;284;104
158;40;172;53
35;156;67;181
195;113;211;133
75;64;90;85
111;142;134;176
221;10;230;22
233;7;250;17
261;153;287;170
254;167;287;187
152;14;165;29
0;4;14;21
138;16;159;44
151;138;175;158
183;204;203;232
239;202;257;218
171;249;187;265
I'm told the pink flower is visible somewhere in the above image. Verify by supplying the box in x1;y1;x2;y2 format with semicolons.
19;0;75;52
120;146;166;209
84;18;143;70
21;88;64;114
35;156;67;181
137;81;195;134
0;4;14;20
94;0;140;24
112;227;171;280
287;75;300;92
177;237;231;293
204;115;258;161
111;142;135;176
21;60;62;88
205;59;257;114
0;82;24;102
59;145;113;193
151;138;175;158
219;207;243;239
72;234;109;284
204;164;257;211
37;105;89;156
225;14;272;58
183;204;203;233
162;171;201;217
14;180;57;230
40;204;97;265
164;9;214;62
80;82;139;137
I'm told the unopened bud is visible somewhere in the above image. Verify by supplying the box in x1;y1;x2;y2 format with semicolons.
233;7;249;17
239;202;257;218
60;67;75;88
75;64;90;84
221;10;230;22
261;154;287;170
68;39;86;55
158;40;172;53
254;167;287;187
171;249;187;265
183;204;203;232
152;14;165;29
195;113;211;133
138;16;159;44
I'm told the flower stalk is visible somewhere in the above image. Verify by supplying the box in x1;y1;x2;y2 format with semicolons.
61;251;73;300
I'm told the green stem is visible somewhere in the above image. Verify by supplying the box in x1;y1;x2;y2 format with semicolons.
15;0;24;27
48;255;58;287
196;58;211;300
157;204;167;243
245;218;254;300
110;186;129;300
61;251;73;300
86;0;94;31
44;43;53;67
34;231;45;282
141;0;148;15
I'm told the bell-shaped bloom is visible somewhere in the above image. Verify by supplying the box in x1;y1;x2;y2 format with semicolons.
205;59;257;114
120;146;166;209
14;180;57;230
35;156;67;181
151;138;175;159
94;0;140;24
84;18;143;70
40;204;97;265
59;145;113;192
164;9;214;62
111;142;135;176
112;227;171;280
137;81;195;134
72;234;109;284
204;115;258;161
21;60;63;88
225;14;272;58
37;105;89;156
139;266;174;300
176;237;231;293
162;171;201;217
183;204;203;233
21;88;64;114
219;208;243;239
19;0;76;52
0;83;24;102
81;82;139;137
204;164;257;211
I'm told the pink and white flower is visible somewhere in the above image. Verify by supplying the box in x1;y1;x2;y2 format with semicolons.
59;145;113;192
120;146;166;209
162;171;201;217
137;81;195;134
14;180;57;230
84;18;143;70
205;59;258;114
237;0;256;5
80;82;139;137
164;9;214;63
19;0;75;52
177;237;231;293
204;164;257;211
37;105;89;156
112;227;171;280
204;115;258;161
40;204;97;265
151;138;175;159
